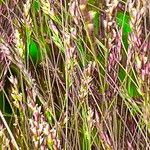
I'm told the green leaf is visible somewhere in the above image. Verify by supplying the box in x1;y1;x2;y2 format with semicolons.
88;0;95;4
116;12;131;50
76;39;86;67
93;11;100;35
29;39;41;64
128;80;134;97
45;109;53;124
127;73;141;98
118;67;126;82
116;12;131;34
33;0;40;12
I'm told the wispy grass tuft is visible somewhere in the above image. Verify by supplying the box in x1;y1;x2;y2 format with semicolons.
0;0;150;149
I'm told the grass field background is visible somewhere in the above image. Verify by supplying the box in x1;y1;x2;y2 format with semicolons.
0;0;150;149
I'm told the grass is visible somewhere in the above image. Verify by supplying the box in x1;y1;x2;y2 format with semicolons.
0;0;150;149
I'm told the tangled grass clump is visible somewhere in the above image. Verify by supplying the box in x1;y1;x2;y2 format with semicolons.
0;0;150;149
